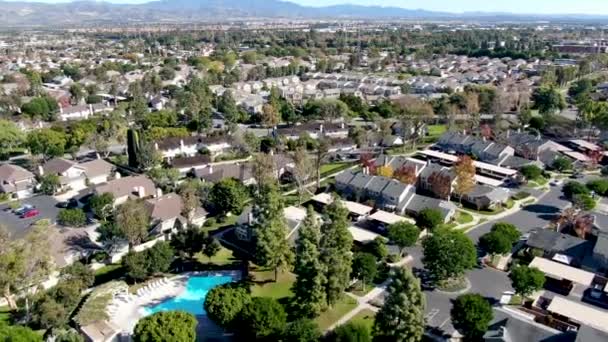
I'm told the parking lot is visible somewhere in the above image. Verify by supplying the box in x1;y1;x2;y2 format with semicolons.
0;195;61;239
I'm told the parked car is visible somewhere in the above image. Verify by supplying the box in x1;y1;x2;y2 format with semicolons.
21;208;40;219
57;199;78;209
14;204;34;215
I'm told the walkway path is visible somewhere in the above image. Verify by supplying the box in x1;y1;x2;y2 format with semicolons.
325;256;413;332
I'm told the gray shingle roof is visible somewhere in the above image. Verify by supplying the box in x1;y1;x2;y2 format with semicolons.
526;229;591;260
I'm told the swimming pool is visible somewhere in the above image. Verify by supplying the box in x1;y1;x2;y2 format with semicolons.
142;275;233;316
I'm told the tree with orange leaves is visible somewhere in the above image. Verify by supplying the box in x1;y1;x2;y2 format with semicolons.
394;165;417;185
453;156;476;204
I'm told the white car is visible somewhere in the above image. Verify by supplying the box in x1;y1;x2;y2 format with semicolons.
550;179;563;186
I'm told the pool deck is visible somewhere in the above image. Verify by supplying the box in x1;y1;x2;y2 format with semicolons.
108;270;241;334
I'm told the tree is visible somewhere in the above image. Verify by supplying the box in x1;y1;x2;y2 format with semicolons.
69;83;85;104
39;174;60;195
261;103;280;128
236;297;287;340
31;295;68;329
57;208;87;227
147;167;180;193
509;265;546;297
61;261;94;290
528;116;545;131
0;322;42;341
453;156;476;202
563;181;589;199
416;208;443;231
251;153;276;189
388;222;420;256
479;231;513;256
422;229;476;282
252;184;294;281
520;165;543;180
491;222;521;242
0;120;25;156
331;322;371;342
428;171;452;200
320;199;353;306
552;157;572;172
351;253;377;291
217;90;240;124
122;251;148;282
203;238;221;261
573;194;596;211
283;318;321;342
292;206;326;317
116;199;150;249
27;129;67;160
96;222;125;255
133;311;197;342
208;178;248;216
145;241;174;274
451;294;493;341
373;268;425;342
204;283;251;329
171;227;206;260
376;165;394;178
587;179;608;197
315;138;330;188
177;182;200;224
292;147;314;202
367;237;388;260
532;86;566;116
394;165;417;185
89;193;114;221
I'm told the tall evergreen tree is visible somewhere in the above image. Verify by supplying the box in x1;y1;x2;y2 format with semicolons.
373;268;425;342
252;184;294;281
320;198;353;306
292;206;326;317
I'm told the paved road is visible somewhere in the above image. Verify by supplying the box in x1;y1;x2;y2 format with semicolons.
404;183;572;336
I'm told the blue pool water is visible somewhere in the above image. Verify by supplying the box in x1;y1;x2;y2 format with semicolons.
142;275;233;316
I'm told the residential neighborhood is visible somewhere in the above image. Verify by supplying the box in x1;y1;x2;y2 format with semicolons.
1;5;608;342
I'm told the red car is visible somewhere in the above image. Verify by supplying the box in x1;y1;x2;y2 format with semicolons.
21;209;40;219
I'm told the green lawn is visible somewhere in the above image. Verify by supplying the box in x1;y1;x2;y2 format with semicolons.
195;246;238;266
455;211;474;225
201;215;238;234
0;306;10;324
348;281;375;297
315;296;358;331
93;264;125;286
427;124;447;137
320;162;352;176
250;270;296;299
348;309;376;331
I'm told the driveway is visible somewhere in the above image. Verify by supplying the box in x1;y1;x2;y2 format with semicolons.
0;195;60;239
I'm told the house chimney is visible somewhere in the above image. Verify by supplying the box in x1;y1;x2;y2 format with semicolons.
96;153;101;160
156;188;163;198
114;172;121;179
180;139;185;149
319;124;324;133
38;165;44;176
341;122;345;129
208;165;214;174
136;186;145;198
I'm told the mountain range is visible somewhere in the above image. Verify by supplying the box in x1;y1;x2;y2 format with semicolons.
0;0;606;27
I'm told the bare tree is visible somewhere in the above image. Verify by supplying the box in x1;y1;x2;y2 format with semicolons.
292;147;314;202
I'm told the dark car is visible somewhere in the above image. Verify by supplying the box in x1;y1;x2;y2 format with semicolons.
57;199;79;209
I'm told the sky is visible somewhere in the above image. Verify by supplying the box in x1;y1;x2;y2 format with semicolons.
4;0;608;15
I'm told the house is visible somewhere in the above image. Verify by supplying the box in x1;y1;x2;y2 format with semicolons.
483;310;573;342
39;157;114;193
525;229;592;267
461;185;510;210
145;193;207;235
0;164;36;199
155;135;232;159
58;103;113;121
235;205;307;242
403;194;457;223
194;164;255;186
170;155;212;174
94;175;157;206
417;162;455;199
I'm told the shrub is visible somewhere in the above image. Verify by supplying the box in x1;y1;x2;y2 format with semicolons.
563;181;589;199
587;179;608;197
512;191;531;200
416;208;443;231
57;208;87;227
520;165;543;180
573;194;596;211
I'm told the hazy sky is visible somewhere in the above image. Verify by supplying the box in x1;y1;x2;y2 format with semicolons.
6;0;608;15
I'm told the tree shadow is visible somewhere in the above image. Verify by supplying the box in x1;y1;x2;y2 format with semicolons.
522;204;560;214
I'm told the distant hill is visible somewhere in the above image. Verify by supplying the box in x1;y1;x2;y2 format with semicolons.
0;0;605;27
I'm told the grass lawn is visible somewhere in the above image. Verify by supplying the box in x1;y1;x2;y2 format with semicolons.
320;162;352;176
456;211;474;225
195;246;238;266
93;264;125;286
0;306;10;324
201;215;238;234
250;270;296;300
427;124;447;137
348;309;376;331
348;281;375;297
315;296;358;331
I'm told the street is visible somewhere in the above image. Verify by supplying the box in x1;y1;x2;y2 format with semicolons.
404;183;571;335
